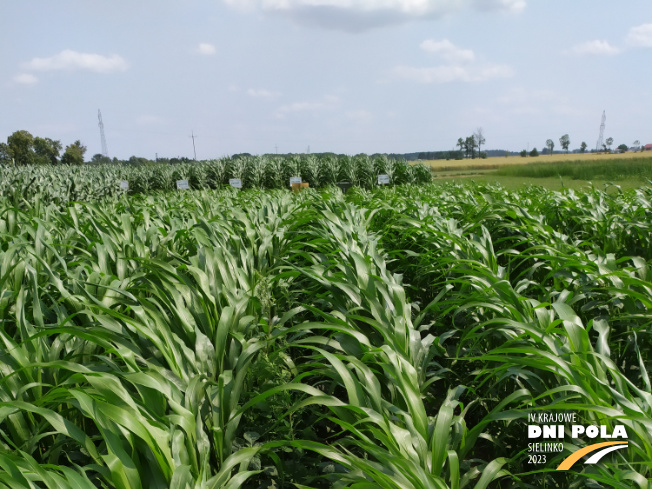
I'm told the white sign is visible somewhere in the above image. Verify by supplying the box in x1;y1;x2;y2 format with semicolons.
176;179;189;190
378;174;390;185
119;180;129;190
229;178;242;189
289;176;302;185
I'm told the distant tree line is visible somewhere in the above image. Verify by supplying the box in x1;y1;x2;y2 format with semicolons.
2;128;645;167
0;130;87;166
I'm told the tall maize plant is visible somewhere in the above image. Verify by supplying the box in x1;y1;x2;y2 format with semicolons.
0;155;431;204
0;180;650;488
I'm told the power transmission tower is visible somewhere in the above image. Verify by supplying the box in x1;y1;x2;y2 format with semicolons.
595;110;606;152
98;109;109;158
190;131;197;160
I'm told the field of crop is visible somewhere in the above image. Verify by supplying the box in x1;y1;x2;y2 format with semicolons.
0;155;430;204
1;176;651;488
422;151;652;172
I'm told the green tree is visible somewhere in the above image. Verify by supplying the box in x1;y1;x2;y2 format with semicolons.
7;130;35;165
546;139;554;155
465;135;477;159
0;143;11;164
530;147;539;157
457;138;465;156
559;134;570;153
617;144;628;153
580;141;587;153
605;137;614;152
33;137;62;165
61;140;87;165
520;149;527;157
91;153;112;164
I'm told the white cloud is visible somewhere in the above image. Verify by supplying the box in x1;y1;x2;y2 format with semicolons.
13;73;38;85
474;0;525;13
197;43;217;55
276;95;339;118
420;39;475;63
393;63;513;83
626;24;652;48
247;88;281;99
568;40;620;56
23;49;128;73
395;38;512;84
492;87;580;117
222;0;525;31
346;109;372;121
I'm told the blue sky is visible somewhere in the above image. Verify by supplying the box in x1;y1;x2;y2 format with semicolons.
1;1;651;159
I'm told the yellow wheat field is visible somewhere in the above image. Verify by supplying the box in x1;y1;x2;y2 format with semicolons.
419;150;652;172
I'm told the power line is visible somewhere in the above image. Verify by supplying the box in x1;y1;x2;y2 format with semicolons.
98;109;109;158
595;110;606;151
189;131;197;160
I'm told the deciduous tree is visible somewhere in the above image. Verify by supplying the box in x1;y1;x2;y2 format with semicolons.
580;142;587;153
61;140;87;165
546;139;554;155
559;134;570;153
7;130;35;165
33;137;62;165
0;143;11;164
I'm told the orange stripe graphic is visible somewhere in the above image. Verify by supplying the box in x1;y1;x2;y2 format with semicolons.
556;442;628;471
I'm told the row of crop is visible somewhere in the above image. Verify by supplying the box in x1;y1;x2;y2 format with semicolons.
0;154;431;205
0;184;650;488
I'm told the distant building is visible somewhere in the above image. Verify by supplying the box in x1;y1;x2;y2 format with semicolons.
644;144;652;151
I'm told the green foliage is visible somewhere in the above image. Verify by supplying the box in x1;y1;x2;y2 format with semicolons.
529;147;539;157
33;137;62;165
494;156;652;181
560;133;570;153
0;155;431;204
7;130;36;165
0;181;650;488
546;138;555;155
3;131;65;166
61;140;87;165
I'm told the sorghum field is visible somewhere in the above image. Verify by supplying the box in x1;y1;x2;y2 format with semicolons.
0;163;651;488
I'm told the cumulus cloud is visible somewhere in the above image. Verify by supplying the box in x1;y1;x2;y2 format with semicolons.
393;63;513;83
13;73;38;85
197;43;217;55
222;0;525;31
276;95;340;118
568;40;620;56
626;24;652;47
247;88;281;99
23;49;128;73
474;0;525;13
420;39;475;63
395;38;512;84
